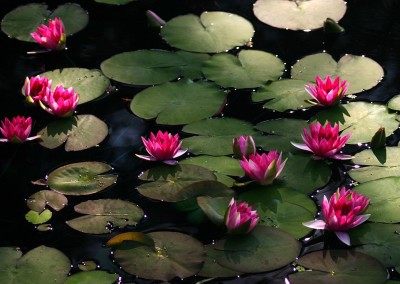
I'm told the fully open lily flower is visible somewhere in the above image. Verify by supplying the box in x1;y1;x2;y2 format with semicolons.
39;85;79;117
240;151;287;185
225;198;259;235
23;75;52;105
291;121;352;160
0;116;40;143
303;187;370;246
232;135;256;159
136;131;188;165
306;75;348;107
31;18;66;50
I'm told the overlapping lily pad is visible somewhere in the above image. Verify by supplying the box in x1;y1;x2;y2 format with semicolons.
66;199;144;234
1;3;88;42
160;11;254;53
202;50;285;89
26;190;68;212
130;80;226;125
46;161;117;195
65;271;119;284
38;114;108;151
176;50;210;79
388;95;400;111
253;0;346;31
196;196;231;225
292;53;384;95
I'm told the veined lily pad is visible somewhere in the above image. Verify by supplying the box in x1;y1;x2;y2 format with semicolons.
0;246;70;284
65;271;119;284
66;199;144;234
253;0;346;31
25;209;52;225
38;68;110;104
38;114;109;151
26;190;68;212
176;50;210;79
130;80;226;125
160;11;254;53
289;250;387;284
1;3;88;42
292;53;384;95
196;196;232;225
202;50;285;89
198;245;242;278
46;161;117;195
114;231;205;281
313;102;398;144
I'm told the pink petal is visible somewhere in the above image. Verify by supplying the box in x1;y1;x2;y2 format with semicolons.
335;231;351;246
303;220;326;230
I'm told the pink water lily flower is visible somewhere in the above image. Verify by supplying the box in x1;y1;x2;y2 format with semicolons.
303;187;370;246
225;198;259;235
306;75;348;107
23;75;52;105
31;17;66;50
39;85;79;117
0;116;40;143
240;151;287;185
136;131;188;165
291;121;352;160
232;135;256;159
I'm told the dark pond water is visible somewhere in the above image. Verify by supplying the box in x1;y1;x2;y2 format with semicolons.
2;0;400;283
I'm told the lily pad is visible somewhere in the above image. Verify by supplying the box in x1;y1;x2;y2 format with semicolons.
388;95;400;111
349;166;400;183
202;50;285;89
160;11;254;53
253;0;346;31
26;190;68;212
0;246;70;284
130;80;226;125
66;199;144;234
37;114;109;151
106;232;155;248
289;250;387;284
25;209;52;225
1;3;88;42
38;68;110;104
313;102;398;144
46;161;117;195
198;245;242;278
176;50;210;79
196;196;232;225
114;231;205;281
292;53;384;95
65;271;119;284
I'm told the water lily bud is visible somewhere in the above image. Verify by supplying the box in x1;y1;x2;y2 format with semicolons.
225;198;259;235
232;135;256;159
370;127;386;149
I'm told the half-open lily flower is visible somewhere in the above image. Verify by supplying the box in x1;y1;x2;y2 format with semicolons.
303;187;370;246
291;121;352;160
0;116;40;143
306;75;348;107
225;198;259;235
39;85;79;117
232;135;256;159
136;131;188;165
23;75;52;105
31;18;66;50
240;151;287;185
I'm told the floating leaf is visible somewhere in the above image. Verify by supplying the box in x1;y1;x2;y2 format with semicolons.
160;11;254;53
46;161;117;195
196;196;231;225
114;231;205;281
25;209;52;225
65;271;119;284
66;199;144;234
202;50;284;88
38;114;108;151
253;0;346;31
130;80;226;125
198;245;242;278
292;53;384;95
94;0;135;4
77;261;97;271
107;232;155;248
388;95;400;111
26;190;68;212
176;50;210;79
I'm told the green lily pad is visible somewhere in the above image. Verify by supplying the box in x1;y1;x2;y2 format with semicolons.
313;102;398;144
1;3;88;42
0;246;70;284
38;68;110;104
37;114;109;151
26;190;68;212
252;79;314;111
289;250;387;284
214;226;301;273
66;199;144;234
114;231;205;281
388;95;400;111
130;80;226;125
202;50;284;89
349;166;400;183
160;11;254;53
46;161;117;195
25;209;52;225
196;196;232;225
77;261;97;271
292;53;384;95
176;50;210;79
253;0;346;31
198;245;242;278
65;271;118;284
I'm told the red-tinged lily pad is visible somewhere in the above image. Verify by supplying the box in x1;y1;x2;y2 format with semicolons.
65;271;119;284
25;209;52;225
46;161;117;195
37;114;108;151
289;250;387;284
66;199;144;234
26;190;68;213
196;196;232;225
113;231;206;281
106;232;155;248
